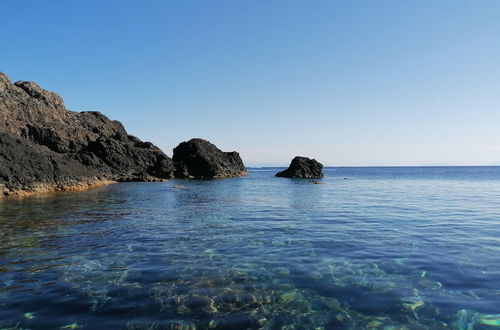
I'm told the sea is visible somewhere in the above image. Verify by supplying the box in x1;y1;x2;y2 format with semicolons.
1;167;500;329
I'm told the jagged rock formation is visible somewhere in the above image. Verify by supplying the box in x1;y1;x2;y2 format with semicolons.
173;138;247;179
275;156;324;179
0;72;173;196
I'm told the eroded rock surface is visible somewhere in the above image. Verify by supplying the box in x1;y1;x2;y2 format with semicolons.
0;72;173;195
275;156;324;179
172;138;246;179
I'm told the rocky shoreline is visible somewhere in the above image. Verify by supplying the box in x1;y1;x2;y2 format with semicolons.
0;72;246;197
0;72;323;198
2;179;117;197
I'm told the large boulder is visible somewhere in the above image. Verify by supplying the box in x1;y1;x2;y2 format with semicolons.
0;72;174;195
275;156;324;179
172;138;247;178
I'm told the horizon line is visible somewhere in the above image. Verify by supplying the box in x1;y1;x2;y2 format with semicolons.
246;164;500;168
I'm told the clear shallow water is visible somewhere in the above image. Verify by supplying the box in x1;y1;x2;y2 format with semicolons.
2;167;500;329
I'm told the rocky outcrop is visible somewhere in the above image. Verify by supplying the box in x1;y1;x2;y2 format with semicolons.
275;156;324;179
0;72;173;196
173;138;247;178
0;131;104;195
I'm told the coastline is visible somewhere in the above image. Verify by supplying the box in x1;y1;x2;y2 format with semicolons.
0;173;251;198
0;172;249;198
212;171;249;179
0;75;248;195
1;179;117;198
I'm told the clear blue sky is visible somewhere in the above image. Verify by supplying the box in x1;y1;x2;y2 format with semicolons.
2;1;499;166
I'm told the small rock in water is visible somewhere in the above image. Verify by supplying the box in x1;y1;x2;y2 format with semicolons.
176;293;217;313
127;320;196;330
24;312;35;319
400;296;424;311
272;240;286;247
419;278;443;290
310;271;323;280
60;322;82;329
209;313;257;329
280;291;297;305
204;249;215;260
367;319;385;328
454;309;478;330
275;156;324;179
308;180;324;184
334;311;351;323
279;290;311;313
276;267;290;276
170;320;197;330
478;314;500;327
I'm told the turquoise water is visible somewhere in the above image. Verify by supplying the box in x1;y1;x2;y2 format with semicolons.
2;167;500;329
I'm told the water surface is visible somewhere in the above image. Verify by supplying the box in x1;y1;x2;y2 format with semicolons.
2;167;500;329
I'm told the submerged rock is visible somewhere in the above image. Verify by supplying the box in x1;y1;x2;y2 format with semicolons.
418;278;443;290
275;156;324;179
0;72;174;195
478;314;500;327
209;313;259;329
127;320;197;330
172;138;247;179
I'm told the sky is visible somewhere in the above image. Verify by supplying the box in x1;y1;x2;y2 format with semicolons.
1;1;500;166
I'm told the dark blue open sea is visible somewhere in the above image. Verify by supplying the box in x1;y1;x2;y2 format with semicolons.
2;167;500;329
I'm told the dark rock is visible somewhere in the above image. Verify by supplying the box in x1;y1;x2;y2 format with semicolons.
0;72;174;195
84;137;172;181
172;138;246;178
0;131;101;194
276;156;324;179
209;313;260;329
21;124;68;153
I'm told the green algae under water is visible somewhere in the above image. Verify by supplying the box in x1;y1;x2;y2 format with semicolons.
2;167;500;329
